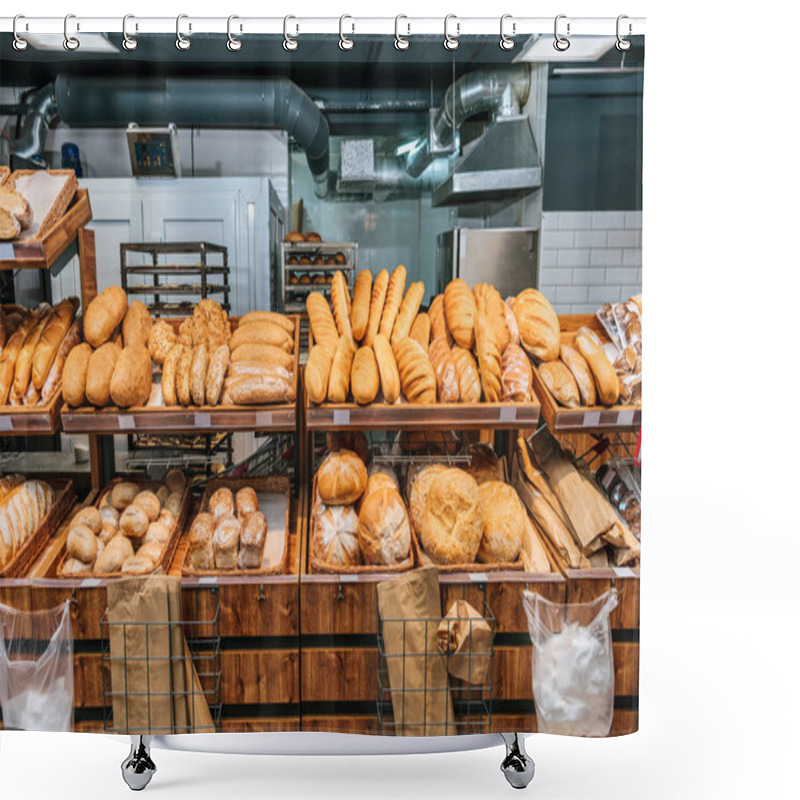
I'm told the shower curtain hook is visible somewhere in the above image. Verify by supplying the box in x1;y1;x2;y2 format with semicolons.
122;14;137;51
227;15;242;51
13;15;29;51
616;15;632;51
339;15;354;50
394;15;410;50
444;14;460;50
553;14;570;51
63;14;80;51
176;13;191;50
500;14;515;50
283;15;298;51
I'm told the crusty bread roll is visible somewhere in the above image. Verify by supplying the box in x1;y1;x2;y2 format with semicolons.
408;464;446;535
188;512;215;570
119;504;150;539
137;541;163;565
110;345;152;408
147;320;178;365
511;289;560;362
378;265;407;341
132;490;161;522
121;555;156;575
304;231;322;243
85;342;121;407
230;322;293;354
213;515;241;570
94;535;134;574
330;270;354;343
444;279;476;349
560;343;596;406
190;343;208;406
284;229;304;242
409;313;431;352
421;468;483;564
84;286;127;348
473;282;510;354
164;491;183;517
372;333;401;405
357;488;411;566
500;343;533;402
239;311;294;335
306;292;340;357
428;336;459;403
476;481;523;564
61;557;92;576
144;520;171;546
428;294;452;346
350;270;372;341
71;506;102;534
363;268;389;347
61;342;93;407
67;524;98;564
313;504;361;567
306;344;334;405
0;206;21;240
229;342;293;371
176;346;193;406
390;281;424;345
122;300;152;349
575;327;619;406
464;442;503;486
110;481;139;509
392;337;436;404
327;335;357;404
161;344;183;406
474;312;502;402
239;511;267;569
350;346;379;405
317;449;367;505
540;360;581;408
32;297;78;390
205;344;230;406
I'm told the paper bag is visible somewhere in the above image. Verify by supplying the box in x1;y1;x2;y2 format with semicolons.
436;599;492;685
377;567;455;736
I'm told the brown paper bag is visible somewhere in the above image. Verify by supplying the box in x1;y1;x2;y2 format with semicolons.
436;599;492;685
377;567;455;736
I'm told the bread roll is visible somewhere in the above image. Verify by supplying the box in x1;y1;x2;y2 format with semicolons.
408;464;446;535
575;328;619;406
61;342;93;407
156;485;170;508
305;344;334;405
213;515;241;570
363;268;389;347
119;504;150;539
230;322;293;354
0;206;21;240
143;521;171;546
209;487;235;520
238;511;267;569
85;342;121;407
110;481;139;509
98;521;118;545
500;343;533;402
188;512;215;570
560;343;596;406
205;344;230;406
147;320;178;365
306;292;339;357
71;506;102;534
539;360;581;408
94;535;134;574
409;313;431;352
190;343;209;406
229;342;293;371
285;229;304;242
390;281;424;345
428;336;459;403
100;506;119;527
122;301;152;349
327;335;356;404
350;270;372;341
61;557;91;576
317;449;367;505
473;283;510;354
239;311;294;335
378;265;407;341
224;370;293;405
32;298;78;390
512;289;560;361
330;270;354;343
137;541;163;565
421;469;483;564
40;319;80;404
372;334;401;405
67;524;98;564
444;279;476;349
132;490;161;522
357;488;411;566
121;555;154;575
350;346;379;405
235;487;259;521
392;337;436;404
176;346;193;406
474;312;502;402
84;286;127;348
313;504;361;567
110;345;152;408
476;481;523;563
164;491;183;517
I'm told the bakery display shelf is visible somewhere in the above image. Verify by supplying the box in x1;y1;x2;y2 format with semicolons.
0;189;92;270
0;393;64;437
125;284;229;296
122;266;229;276
61;314;300;435
531;314;641;433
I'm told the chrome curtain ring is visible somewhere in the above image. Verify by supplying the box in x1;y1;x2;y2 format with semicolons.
444;14;459;51
227;15;242;51
394;15;410;50
13;15;28;51
122;14;137;51
283;15;298;51
63;14;80;51
339;15;354;50
500;14;515;51
176;14;191;50
553;14;570;51
616;15;632;51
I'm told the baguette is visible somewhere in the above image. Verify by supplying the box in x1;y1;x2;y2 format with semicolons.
83;286;127;348
409;313;431;352
350;269;372;341
205;344;230;406
0;312;39;404
305;344;334;405
474;312;503;402
372;333;401;405
391;281;425;346
350;346;379;405
575;328;619;406
12;309;52;398
239;310;294;335
362;268;389;347
229;342;294;371
452;346;482;404
161;345;183;407
427;336;459;403
41;319;81;404
327;335;357;403
560;344;596;406
61;342;93;407
85;342;121;407
31;297;78;389
331;270;354;343
428;294;452;345
229;321;293;353
378;265;407;341
444;278;476;349
306;292;339;357
393;336;436;404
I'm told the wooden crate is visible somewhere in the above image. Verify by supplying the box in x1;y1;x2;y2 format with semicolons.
0;392;64;437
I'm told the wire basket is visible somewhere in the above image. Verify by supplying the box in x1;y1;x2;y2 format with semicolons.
100;587;221;734
377;589;495;736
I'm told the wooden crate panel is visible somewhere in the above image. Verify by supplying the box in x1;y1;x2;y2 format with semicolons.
0;584;31;613
217;583;299;638
73;653;105;708
566;576;640;630
220;650;299;705
301;581;379;635
28;584;107;640
301;648;378;703
220;717;300;733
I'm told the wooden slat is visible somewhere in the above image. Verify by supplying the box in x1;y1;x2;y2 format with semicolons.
220;650;299;705
28;584;107;640
301;581;380;635
220;717;300;733
301;648;378;703
301;715;378;734
566;575;640;630
73;653;106;708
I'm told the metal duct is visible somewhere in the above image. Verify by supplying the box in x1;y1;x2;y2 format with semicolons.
404;64;531;179
13;84;59;164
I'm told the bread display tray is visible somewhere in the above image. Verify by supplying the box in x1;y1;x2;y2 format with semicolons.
8;169;79;240
0;478;76;579
61;315;300;434
54;478;191;579
530;314;642;433
182;475;292;577
0;392;64;436
304;329;540;431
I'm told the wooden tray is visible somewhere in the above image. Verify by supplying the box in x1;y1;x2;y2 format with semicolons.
530;314;641;433
0;478;76;578
9;169;78;240
0;392;64;436
54;478;191;579
304;329;540;431
61;314;300;434
182;476;292;577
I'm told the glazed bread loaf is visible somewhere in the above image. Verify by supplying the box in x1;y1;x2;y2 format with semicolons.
357;488;411;566
84;286;127;348
476;481;523;564
122;301;152;349
474;312;503;402
85;342;121;407
306;344;334;405
511;289;560;362
428;336;459;403
32;297;78;390
372;333;401;405
378;265;407;341
147;320;178;365
390;281;424;345
238;511;267;569
444;279;476;349
500;343;533;402
313;504;361;567
350;346;380;405
539;360;581;408
363;268;389;347
392;337;436;404
61;342;93;407
409;313;431;352
575;328;619;406
350;270;372;341
110;345;152;408
317;449;368;505
331;270;354;343
327;335;357;404
428;294;452;346
560;343;597;406
306;292;339;357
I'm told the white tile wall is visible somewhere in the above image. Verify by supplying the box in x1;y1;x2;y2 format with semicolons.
540;210;642;314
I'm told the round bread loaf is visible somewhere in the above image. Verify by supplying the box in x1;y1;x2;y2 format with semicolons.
119;504;149;539
408;464;447;534
67;524;98;564
316;449;367;505
132;490;161;522
313;504;361;567
421;468;483;564
110;481;140;509
357;488;411;566
326;430;370;465
71;506;102;534
476;481;523;564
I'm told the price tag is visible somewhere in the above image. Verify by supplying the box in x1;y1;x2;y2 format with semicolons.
194;413;211;428
583;411;601;428
0;415;13;432
198;576;218;585
81;578;102;588
469;572;489;583
616;409;635;426
118;414;136;431
612;567;636;579
333;409;350;426
499;406;517;423
255;411;273;427
339;574;359;584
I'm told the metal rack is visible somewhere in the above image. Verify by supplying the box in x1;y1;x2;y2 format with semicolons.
126;431;233;479
280;241;357;314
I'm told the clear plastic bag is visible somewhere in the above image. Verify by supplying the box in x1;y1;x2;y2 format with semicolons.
522;589;617;737
0;601;73;731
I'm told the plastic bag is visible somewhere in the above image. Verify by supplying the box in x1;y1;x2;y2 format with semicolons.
522;589;617;737
0;601;73;731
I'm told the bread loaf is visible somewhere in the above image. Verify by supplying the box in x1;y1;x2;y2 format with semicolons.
575;328;619;405
428;294;452;345
409;313;431;352
372;333;401;405
476;481;523;564
444;279;476;349
511;289;560;361
41;319;80;404
408;464;446;536
120;555;155;575
85;342;121;407
122;300;152;349
132;490;161;522
464;443;503;486
313;504;361;567
230;321;293;354
317;449;367;505
0;185;32;230
331;270;354;343
0;480;55;568
428;336;459;403
392;337;436;404
229;342;293;370
474;312;503;402
12;309;51;398
189;343;208;406
306;292;339;357
31;297;78;390
67;525;98;564
72;506;102;534
357;488;412;566
147;320;178;365
327;335;357;404
164;491;183;517
213;515;241;570
350;270;372;341
378;265;407;341
165;468;186;495
61;558;91;576
94;535;133;574
84;286;127;348
110;345;152;408
500;343;533;402
61;342;93;407
238;511;267;569
503;300;520;347
239;310;294;335
0;308;7;350
205;344;230;406
421;469;483;564
119;505;149;539
209;487;234;520
391;281;424;345
0;312;38;404
224;370;293;404
473;282;510;354
144;521;171;546
363;268;389;347
176;346;193;406
306;344;334;405
110;481;139;509
136;541;163;565
188;513;215;570
161;344;183;406
539;360;581;408
560;343;596;406
0;207;21;240
350;346;379;405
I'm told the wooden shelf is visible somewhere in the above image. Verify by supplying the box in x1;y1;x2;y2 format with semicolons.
0;394;64;437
